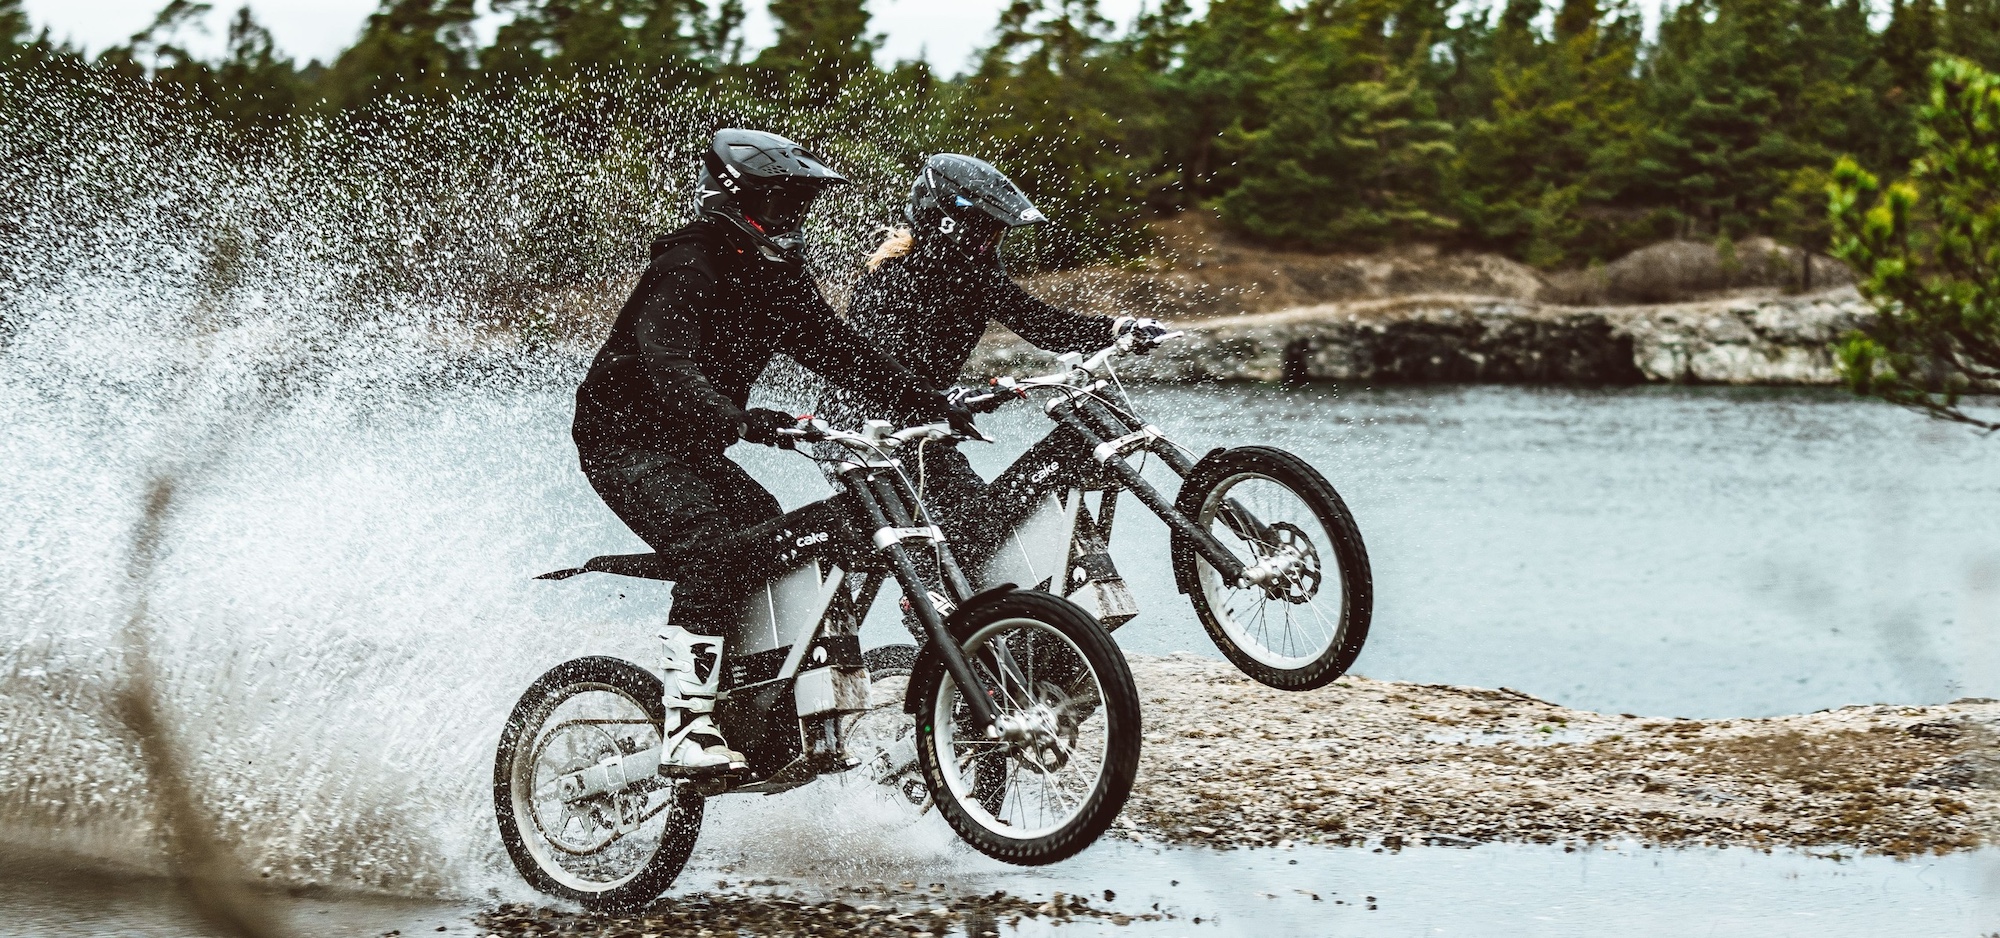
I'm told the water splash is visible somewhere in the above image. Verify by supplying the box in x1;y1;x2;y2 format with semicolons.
0;70;999;900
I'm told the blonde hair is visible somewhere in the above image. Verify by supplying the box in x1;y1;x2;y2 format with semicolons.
865;227;915;271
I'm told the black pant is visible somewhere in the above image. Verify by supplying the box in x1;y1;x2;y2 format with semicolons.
908;444;1000;571
579;443;782;636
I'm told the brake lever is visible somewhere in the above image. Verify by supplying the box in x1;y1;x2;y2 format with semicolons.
774;416;831;447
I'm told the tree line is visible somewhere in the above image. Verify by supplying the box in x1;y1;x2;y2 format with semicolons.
3;0;1999;272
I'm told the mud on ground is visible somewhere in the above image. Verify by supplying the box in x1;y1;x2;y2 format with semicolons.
475;887;1148;938
1123;654;1998;857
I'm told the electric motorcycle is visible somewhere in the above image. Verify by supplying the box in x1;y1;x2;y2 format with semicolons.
494;418;1142;911
848;331;1372;812
876;330;1373;691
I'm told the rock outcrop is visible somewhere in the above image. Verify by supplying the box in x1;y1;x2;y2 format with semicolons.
965;288;1874;386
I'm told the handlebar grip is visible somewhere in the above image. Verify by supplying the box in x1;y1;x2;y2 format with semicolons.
971;393;1014;415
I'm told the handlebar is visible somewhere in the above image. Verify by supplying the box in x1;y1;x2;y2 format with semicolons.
772;417;967;452
989;327;1186;395
759;329;1184;452
949;385;1023;415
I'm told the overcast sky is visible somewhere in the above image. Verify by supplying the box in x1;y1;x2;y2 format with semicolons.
18;0;1186;76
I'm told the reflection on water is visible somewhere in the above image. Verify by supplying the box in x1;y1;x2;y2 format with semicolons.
690;839;2000;938
15;838;1990;938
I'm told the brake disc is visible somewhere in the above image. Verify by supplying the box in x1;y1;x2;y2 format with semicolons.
1266;522;1323;603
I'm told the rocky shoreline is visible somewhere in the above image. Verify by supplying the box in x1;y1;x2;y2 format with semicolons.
1121;654;1996;857
966;289;1875;386
466;655;1995;937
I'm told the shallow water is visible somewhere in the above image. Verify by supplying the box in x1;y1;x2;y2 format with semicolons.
14;838;1994;938
703;839;2000;938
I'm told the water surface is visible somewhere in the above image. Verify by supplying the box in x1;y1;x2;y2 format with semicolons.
5;365;1995;905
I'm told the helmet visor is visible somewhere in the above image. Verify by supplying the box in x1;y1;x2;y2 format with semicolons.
961;212;1009;256
741;180;824;234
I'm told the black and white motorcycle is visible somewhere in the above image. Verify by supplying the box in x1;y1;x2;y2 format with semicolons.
1009;330;1370;684
852;330;1372;808
495;417;1141;911
893;329;1373;686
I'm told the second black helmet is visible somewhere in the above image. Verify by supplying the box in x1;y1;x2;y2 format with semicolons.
907;153;1046;260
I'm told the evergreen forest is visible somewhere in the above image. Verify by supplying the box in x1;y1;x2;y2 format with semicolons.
5;0;2000;272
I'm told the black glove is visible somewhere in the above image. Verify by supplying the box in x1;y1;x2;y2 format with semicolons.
1114;316;1173;354
739;408;800;447
945;400;985;440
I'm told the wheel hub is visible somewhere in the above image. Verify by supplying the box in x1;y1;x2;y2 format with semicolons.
1259;522;1322;603
1005;686;1079;774
530;722;625;855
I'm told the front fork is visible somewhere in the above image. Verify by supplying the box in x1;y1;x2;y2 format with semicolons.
848;470;1002;732
1049;397;1254;585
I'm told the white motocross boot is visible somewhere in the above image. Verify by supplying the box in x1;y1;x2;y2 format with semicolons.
658;626;747;777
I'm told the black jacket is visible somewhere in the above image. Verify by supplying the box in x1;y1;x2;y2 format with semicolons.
574;218;945;455
819;240;1116;425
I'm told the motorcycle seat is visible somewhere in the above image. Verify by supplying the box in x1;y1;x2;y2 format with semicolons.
535;551;676;582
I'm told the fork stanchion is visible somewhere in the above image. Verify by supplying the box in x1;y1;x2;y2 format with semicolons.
1048;403;1247;583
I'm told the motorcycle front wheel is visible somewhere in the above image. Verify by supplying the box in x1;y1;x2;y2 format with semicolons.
493;656;704;912
910;590;1140;866
1173;445;1373;691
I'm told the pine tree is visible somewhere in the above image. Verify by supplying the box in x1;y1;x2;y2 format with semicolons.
1632;0;1888;249
1160;0;1295;207
1215;1;1458;249
753;0;879;95
1940;0;2000;72
955;0;1157;267
482;0;717;84
1455;0;1651;266
0;0;29;59
324;0;479;109
213;7;307;130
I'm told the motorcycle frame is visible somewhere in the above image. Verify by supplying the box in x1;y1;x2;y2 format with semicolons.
973;374;1251;605
695;432;999;796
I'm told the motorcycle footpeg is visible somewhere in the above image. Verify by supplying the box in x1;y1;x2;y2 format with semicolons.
659;758;750;779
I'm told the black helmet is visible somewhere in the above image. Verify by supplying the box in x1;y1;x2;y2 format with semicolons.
907;153;1046;260
697;128;850;262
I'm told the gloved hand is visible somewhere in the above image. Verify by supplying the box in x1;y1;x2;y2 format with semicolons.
739;407;801;448
945;383;1008;415
1114;316;1174;354
913;390;987;441
945;399;986;441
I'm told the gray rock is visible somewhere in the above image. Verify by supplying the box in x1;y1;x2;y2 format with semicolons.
964;289;1886;387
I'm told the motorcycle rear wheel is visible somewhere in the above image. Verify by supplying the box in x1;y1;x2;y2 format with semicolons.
493;656;703;912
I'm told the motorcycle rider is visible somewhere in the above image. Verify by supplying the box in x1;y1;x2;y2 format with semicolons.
573;129;974;776
816;153;1170;574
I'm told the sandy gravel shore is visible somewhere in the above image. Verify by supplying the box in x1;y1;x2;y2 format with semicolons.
1123;654;1998;856
475;888;1145;938
467;656;1994;936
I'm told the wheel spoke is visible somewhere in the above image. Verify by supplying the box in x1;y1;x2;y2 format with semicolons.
1196;470;1353;671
